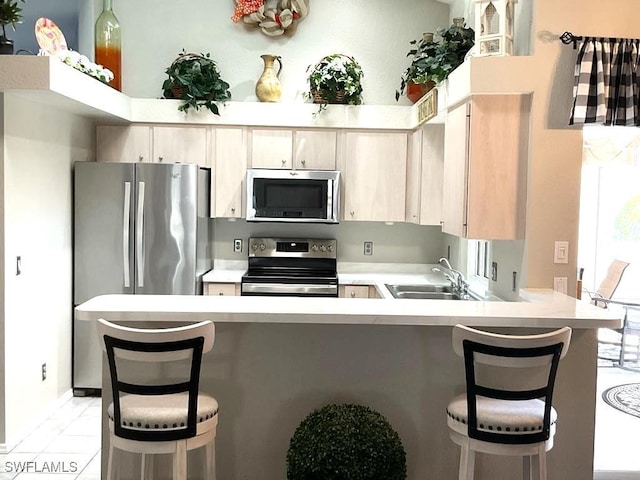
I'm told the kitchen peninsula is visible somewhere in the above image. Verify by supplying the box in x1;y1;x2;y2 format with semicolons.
77;292;619;480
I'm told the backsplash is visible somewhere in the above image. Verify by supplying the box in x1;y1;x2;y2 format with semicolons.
212;219;445;264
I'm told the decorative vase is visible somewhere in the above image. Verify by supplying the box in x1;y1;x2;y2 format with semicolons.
95;0;121;91
0;36;13;55
255;54;282;102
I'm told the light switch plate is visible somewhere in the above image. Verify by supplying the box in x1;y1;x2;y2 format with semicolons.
554;241;569;264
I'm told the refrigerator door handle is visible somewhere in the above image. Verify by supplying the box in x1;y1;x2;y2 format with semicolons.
123;182;131;288
136;181;145;288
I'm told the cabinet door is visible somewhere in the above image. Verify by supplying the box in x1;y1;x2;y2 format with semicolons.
152;126;207;166
250;129;293;168
344;131;408;222
205;283;239;296
96;125;151;163
466;95;528;240
214;127;247;218
341;285;370;298
442;102;470;237
405;129;422;224
294;130;337;170
419;124;444;226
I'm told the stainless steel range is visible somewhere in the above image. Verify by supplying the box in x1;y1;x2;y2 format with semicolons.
241;237;338;297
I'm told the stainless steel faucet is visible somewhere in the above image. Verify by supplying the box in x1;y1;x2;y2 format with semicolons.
432;257;469;297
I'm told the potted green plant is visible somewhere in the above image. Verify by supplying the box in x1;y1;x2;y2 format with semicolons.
0;0;25;55
396;19;474;103
286;403;407;480
307;53;363;108
396;32;441;103
161;50;231;115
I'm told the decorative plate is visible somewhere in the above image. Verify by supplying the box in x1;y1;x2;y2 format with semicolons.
35;17;68;56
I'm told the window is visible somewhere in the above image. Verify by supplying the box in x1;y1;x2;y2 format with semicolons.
467;239;490;293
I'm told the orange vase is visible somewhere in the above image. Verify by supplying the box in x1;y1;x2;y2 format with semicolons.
95;0;121;91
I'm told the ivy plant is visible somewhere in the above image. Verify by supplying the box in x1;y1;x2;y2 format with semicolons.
307;54;364;107
161;50;231;115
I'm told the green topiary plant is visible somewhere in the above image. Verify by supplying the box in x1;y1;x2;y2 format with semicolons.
161;50;231;115
0;0;25;54
286;403;407;480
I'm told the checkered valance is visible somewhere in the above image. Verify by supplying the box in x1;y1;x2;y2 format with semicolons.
569;38;640;126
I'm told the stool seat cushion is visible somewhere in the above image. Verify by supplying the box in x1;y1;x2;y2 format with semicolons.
447;393;557;435
108;392;218;432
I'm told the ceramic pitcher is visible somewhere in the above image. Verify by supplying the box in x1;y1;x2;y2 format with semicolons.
256;54;283;102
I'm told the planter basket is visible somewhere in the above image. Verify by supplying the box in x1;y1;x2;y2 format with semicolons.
311;89;345;105
167;52;209;100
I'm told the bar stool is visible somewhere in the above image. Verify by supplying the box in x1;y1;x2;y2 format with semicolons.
446;324;572;480
97;318;218;480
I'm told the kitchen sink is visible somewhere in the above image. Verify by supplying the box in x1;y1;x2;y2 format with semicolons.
385;284;478;300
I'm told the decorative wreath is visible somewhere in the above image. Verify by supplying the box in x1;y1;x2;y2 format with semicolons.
232;0;309;37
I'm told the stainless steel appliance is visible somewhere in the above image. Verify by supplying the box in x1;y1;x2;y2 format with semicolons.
73;162;211;395
246;169;340;223
241;238;338;297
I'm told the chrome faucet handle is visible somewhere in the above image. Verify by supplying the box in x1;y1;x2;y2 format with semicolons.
438;257;454;271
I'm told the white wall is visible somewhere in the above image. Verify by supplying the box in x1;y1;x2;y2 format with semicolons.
1;95;93;447
87;0;450;105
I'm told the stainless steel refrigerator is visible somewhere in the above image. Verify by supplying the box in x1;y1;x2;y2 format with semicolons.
73;162;211;394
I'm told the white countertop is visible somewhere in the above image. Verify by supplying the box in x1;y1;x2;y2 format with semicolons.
75;287;621;329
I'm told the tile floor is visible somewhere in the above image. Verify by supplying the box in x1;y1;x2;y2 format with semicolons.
0;367;638;480
0;396;101;480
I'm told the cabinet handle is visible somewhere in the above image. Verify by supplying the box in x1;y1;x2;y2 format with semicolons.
301;159;306;166
350;291;355;298
412;214;417;218
158;156;164;162
350;210;355;216
218;292;224;296
281;159;286;166
231;207;236;213
138;155;143;162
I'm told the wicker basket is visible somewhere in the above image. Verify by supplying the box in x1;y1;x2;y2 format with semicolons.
166;52;209;100
311;89;345;105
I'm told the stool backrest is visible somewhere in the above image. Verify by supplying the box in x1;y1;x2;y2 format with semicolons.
452;324;572;445
96;318;215;442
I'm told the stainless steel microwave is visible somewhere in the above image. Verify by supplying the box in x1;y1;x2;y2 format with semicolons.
246;169;340;223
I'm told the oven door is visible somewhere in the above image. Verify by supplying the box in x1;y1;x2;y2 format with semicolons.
246;169;340;223
241;275;338;297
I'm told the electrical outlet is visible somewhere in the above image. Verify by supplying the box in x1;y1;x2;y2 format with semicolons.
41;363;46;381
233;239;242;253
491;262;498;281
363;241;373;256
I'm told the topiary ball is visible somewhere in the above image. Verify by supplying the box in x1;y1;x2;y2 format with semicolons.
286;403;407;480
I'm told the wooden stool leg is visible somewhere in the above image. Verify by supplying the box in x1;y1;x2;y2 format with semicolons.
107;444;115;480
522;456;532;480
458;443;475;480
140;453;153;480
173;441;187;480
538;446;547;480
206;438;216;480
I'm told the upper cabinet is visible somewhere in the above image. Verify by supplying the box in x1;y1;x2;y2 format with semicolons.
213;126;247;219
442;94;530;240
249;128;337;170
405;125;444;225
96;125;207;166
343;131;408;222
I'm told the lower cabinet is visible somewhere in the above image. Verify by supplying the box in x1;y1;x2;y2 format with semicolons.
204;283;240;296
339;285;381;299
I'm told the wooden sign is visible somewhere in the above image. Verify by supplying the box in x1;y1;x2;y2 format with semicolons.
416;87;438;126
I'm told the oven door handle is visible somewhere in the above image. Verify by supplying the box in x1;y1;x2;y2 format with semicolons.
242;283;338;296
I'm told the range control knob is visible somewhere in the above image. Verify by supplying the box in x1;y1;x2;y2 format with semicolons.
320;245;327;252
260;243;266;251
252;243;258;251
311;244;319;252
328;244;334;252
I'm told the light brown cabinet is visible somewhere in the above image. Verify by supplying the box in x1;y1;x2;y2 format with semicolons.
96;125;208;166
250;128;337;170
343;131;408;222
213;127;248;218
339;285;381;298
406;125;444;225
442;94;530;239
204;283;240;296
